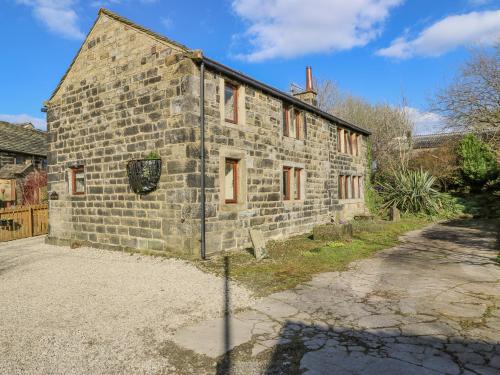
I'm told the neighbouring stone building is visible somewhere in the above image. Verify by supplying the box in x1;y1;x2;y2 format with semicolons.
0;121;48;207
45;9;370;256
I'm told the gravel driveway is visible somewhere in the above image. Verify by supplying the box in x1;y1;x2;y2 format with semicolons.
0;237;254;374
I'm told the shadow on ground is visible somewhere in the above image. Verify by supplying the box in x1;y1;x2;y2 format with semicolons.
260;321;500;375
213;219;500;374
419;219;499;252
213;319;499;374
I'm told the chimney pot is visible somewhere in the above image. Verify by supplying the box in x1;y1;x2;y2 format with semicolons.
306;66;313;92
293;66;318;106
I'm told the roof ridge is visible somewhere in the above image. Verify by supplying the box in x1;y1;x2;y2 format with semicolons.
45;8;369;135
0;121;47;134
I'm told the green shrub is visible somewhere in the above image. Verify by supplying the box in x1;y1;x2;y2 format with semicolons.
364;140;384;215
457;134;498;192
146;151;161;160
364;177;383;215
379;169;442;215
438;193;466;218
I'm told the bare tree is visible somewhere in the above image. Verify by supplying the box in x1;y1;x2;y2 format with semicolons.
316;79;414;174
20;170;48;205
431;42;500;143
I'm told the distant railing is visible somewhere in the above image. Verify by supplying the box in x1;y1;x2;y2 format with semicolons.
0;204;48;242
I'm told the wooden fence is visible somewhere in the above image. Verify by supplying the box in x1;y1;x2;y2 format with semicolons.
0;204;48;242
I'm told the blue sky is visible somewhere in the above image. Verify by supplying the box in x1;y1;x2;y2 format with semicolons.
1;0;499;134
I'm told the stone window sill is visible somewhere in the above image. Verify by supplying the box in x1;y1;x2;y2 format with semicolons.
222;120;253;132
220;202;246;212
283;137;304;144
283;199;304;205
339;198;363;203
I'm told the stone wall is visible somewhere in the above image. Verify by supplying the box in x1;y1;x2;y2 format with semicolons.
46;12;368;256
46;13;201;254
197;70;367;254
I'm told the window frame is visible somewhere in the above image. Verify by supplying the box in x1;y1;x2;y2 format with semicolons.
294;168;302;200
282;166;292;201
338;175;344;199
283;105;290;137
71;166;85;195
338;129;361;156
224;158;239;204
358;176;363;199
351;176;359;199
352;133;358;156
339;174;364;200
224;82;238;124
294;109;301;140
337;128;342;152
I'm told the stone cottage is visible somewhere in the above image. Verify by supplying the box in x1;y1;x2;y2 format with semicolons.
45;9;370;256
0;121;48;207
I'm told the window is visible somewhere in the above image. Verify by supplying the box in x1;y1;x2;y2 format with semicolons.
338;130;360;155
282;166;291;200
224;158;238;203
294;168;302;200
283;105;302;140
338;175;344;199
339;174;363;199
345;131;352;155
337;128;342;152
352;133;358;156
224;82;238;123
283;166;303;201
71;166;85;195
358;176;363;199
283;105;290;137
345;176;350;199
294;110;301;140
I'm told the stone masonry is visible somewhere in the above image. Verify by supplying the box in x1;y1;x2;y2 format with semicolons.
45;9;369;256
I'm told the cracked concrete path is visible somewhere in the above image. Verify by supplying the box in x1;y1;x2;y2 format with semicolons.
172;219;500;374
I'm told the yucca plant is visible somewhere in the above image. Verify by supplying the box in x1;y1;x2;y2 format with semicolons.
379;169;442;215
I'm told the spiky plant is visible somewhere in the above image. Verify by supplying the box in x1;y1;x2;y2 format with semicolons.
379;169;442;215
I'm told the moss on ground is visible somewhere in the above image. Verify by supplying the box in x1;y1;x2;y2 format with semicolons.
197;217;432;297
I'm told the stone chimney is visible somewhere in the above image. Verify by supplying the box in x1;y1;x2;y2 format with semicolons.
293;66;318;106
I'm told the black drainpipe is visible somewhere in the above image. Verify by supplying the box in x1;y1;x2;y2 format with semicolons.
200;61;206;260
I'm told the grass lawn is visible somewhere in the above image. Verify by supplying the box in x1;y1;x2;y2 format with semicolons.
197;217;433;296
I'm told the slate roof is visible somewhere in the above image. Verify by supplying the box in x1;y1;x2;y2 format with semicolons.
0;122;48;157
413;130;498;149
412;132;467;149
46;8;370;136
0;163;33;179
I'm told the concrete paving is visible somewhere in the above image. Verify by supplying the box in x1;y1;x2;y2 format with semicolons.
172;220;500;374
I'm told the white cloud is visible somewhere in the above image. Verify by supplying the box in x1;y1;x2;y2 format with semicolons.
406;107;446;135
378;10;500;59
17;0;85;39
231;0;403;62
0;114;47;131
161;16;173;29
